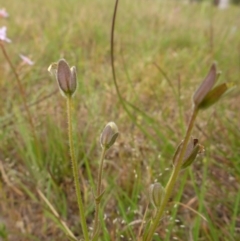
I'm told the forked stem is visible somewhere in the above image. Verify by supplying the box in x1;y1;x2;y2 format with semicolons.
66;96;89;241
144;107;199;241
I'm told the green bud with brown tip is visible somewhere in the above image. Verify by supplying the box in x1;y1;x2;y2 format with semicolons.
100;122;119;149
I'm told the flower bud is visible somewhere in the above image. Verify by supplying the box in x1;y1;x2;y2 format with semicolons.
173;137;204;169
193;63;217;107
149;183;165;208
100;122;119;149
48;59;77;97
193;63;228;110
197;83;228;109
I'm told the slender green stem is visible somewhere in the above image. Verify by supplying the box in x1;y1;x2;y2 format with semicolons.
67;97;89;241
92;147;107;237
144;107;199;241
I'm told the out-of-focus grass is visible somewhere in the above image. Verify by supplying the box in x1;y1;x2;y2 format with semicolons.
0;0;239;240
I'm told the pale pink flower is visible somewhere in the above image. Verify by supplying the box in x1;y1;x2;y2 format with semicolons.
0;8;9;18
19;54;34;66
0;26;11;43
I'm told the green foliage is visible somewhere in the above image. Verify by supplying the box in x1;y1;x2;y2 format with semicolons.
0;0;239;240
0;223;8;240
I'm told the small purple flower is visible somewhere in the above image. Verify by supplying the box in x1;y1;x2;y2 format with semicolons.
0;26;11;43
19;54;34;66
0;8;9;18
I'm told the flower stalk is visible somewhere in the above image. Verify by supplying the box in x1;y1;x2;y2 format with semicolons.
50;58;89;240
66;96;89;241
143;62;228;240
92;146;107;238
92;122;119;239
144;107;198;241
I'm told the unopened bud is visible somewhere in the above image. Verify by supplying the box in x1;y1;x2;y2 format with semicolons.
48;59;77;97
193;63;228;110
149;183;165;208
193;63;217;107
100;122;119;149
197;83;228;109
173;137;204;169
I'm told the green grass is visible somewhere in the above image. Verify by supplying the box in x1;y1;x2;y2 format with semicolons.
0;0;240;240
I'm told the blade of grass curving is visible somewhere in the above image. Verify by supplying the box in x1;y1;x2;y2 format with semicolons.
110;0;166;144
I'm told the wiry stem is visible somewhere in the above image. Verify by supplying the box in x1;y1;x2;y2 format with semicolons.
92;146;107;237
66;96;89;241
144;107;199;241
110;0;158;144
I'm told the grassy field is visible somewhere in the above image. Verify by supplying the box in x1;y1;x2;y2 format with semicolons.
0;0;240;240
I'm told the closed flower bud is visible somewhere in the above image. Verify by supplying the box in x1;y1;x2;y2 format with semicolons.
173;137;204;169
197;83;228;109
149;183;165;208
193;63;217;107
100;122;119;149
193;63;228;110
48;59;77;97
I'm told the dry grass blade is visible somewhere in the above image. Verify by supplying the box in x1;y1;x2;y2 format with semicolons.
0;161;24;196
175;201;208;222
37;189;77;241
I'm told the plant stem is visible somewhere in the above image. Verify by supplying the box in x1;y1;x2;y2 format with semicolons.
67;96;89;241
92;146;107;237
144;107;198;241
